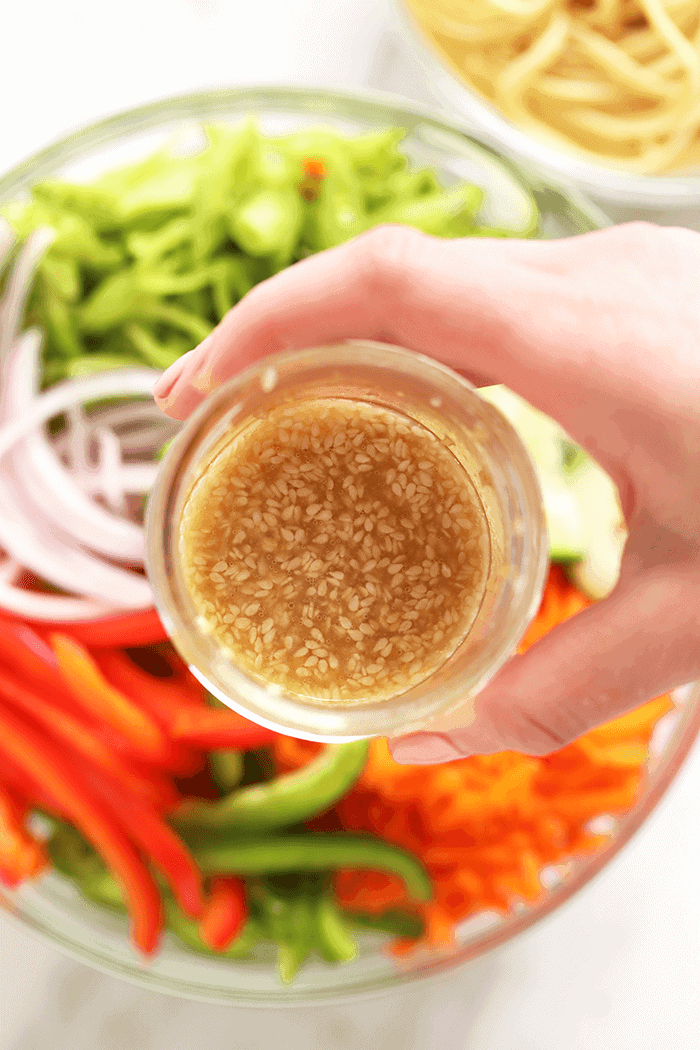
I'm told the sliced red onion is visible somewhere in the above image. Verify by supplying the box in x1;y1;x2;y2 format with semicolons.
0;228;168;620
93;427;127;513
78;461;161;499
0;469;153;606
0;365;161;608
0;553;21;586
3;331;146;561
66;405;92;475
116;462;160;492
0;368;163;460
0;576;119;621
16;432;146;559
0;225;55;367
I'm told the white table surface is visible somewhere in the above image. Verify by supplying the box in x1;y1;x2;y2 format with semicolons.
1;2;699;1047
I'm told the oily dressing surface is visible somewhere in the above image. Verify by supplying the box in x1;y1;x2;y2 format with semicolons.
180;398;490;701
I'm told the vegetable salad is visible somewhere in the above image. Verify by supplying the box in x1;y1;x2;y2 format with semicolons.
3;121;505;387
0;118;674;984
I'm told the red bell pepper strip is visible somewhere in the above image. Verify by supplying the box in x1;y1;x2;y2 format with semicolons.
0;753;69;820
92;653;204;776
84;706;201;779
82;771;203;919
0;616;75;700
34;609;168;649
0;705;162;955
0;784;48;887
1;674;202;916
49;634;169;763
97;650;204;723
0;670;178;811
169;708;276;751
198;877;247;951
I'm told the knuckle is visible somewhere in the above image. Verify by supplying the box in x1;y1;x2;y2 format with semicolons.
353;223;430;300
498;701;571;755
610;220;698;255
483;685;578;755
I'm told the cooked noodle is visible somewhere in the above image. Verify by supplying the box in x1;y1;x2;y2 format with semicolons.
405;0;700;173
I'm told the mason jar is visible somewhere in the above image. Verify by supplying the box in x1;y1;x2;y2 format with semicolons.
146;340;548;741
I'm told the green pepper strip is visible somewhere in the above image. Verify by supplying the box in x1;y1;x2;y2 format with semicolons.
346;909;424;939
193;833;432;903
173;740;369;834
209;749;245;794
80;871;128;912
315;895;357;964
253;891;318;983
48;821;105;881
165;902;262;959
50;834;261;959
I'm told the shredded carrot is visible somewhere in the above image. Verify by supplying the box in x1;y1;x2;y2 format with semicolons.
273;566;676;954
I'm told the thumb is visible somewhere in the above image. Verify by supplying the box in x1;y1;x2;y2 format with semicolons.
389;566;700;764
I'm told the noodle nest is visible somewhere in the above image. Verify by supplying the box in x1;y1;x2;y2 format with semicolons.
405;0;700;174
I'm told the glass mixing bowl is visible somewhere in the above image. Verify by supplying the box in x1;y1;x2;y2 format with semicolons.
395;1;700;225
1;86;698;1006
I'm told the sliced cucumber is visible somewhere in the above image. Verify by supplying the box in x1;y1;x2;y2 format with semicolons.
566;460;627;600
478;386;585;561
541;484;587;564
478;385;626;596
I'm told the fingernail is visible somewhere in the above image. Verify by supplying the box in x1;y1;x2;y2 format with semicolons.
389;732;467;766
153;350;194;401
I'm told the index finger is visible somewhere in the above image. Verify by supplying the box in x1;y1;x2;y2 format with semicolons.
152;226;627;480
153;226;547;415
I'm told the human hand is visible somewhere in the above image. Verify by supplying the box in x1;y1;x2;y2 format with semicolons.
153;222;700;763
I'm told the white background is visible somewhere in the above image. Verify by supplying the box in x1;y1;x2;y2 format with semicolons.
1;1;699;1047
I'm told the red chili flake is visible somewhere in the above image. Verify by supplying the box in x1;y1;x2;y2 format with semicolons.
302;158;327;181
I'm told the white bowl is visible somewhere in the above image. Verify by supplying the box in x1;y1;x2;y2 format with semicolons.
395;0;700;225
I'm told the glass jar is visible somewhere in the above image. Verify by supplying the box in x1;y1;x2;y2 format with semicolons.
146;340;548;741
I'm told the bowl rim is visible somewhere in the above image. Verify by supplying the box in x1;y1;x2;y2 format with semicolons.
1;83;697;1007
394;0;700;206
0;83;611;232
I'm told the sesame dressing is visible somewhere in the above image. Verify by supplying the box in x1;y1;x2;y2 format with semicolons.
180;398;490;701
